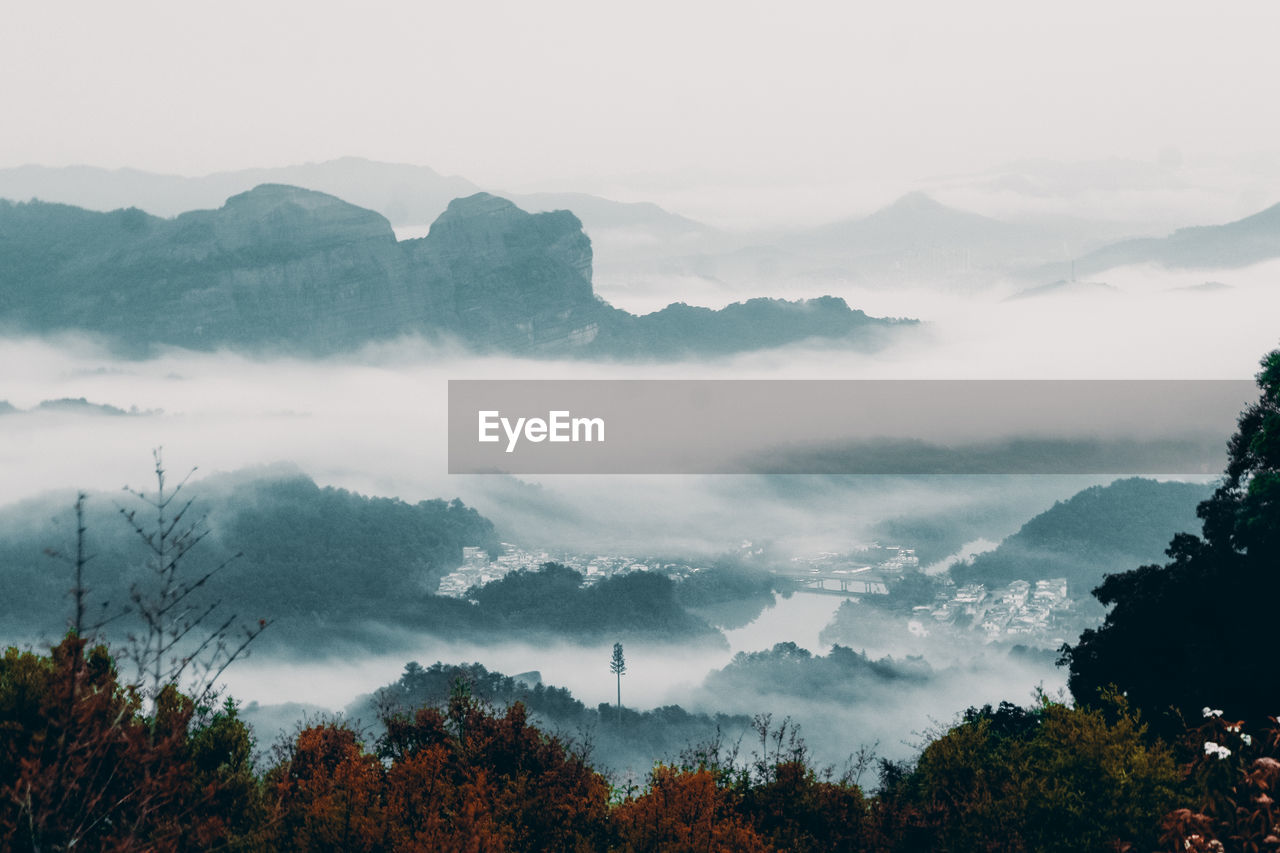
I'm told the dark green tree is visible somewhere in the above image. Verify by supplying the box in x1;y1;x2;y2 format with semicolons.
610;642;626;724
1062;348;1280;731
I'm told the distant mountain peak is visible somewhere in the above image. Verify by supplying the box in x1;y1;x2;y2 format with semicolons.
439;192;523;220
222;182;360;211
209;183;395;245
1200;198;1280;232
881;191;945;213
867;191;997;225
1069;197;1280;276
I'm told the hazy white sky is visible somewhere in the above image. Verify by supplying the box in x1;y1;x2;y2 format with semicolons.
3;0;1279;200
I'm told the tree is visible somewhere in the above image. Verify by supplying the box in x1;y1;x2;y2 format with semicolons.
611;642;627;724
0;635;260;851
873;695;1180;852
1062;348;1280;731
612;766;771;853
118;448;268;708
0;454;267;851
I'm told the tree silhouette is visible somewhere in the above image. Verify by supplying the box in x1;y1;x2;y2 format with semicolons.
611;642;627;724
1063;348;1280;730
118;448;269;708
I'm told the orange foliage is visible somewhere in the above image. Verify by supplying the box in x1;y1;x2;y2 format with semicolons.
265;696;611;852
613;765;773;853
265;722;388;851
0;636;240;852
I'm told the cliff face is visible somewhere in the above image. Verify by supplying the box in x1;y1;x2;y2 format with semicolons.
406;193;600;352
0;185;905;356
162;185;414;349
0;186;600;352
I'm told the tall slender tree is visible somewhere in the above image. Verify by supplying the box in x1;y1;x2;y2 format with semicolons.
610;642;626;725
118;448;269;710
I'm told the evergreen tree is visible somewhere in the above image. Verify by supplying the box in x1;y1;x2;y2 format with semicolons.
610;642;627;724
1063;349;1280;730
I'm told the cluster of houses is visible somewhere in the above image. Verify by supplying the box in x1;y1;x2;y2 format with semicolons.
912;577;1072;643
435;544;702;598
436;540;1075;650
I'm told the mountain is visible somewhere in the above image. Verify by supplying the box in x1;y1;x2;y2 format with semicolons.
0;158;478;224
0;186;908;356
792;192;1020;255
781;192;1099;273
0;158;709;241
509;191;710;238
31;398;130;416
0;470;499;648
639;193;1091;289
596;295;900;358
350;659;752;775
1065;200;1280;276
950;477;1213;593
0;469;734;653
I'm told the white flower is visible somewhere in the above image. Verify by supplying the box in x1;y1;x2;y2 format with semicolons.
1203;741;1232;759
1203;706;1213;718
1242;734;1253;746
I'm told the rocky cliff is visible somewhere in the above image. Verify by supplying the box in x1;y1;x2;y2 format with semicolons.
0;185;906;356
405;193;600;352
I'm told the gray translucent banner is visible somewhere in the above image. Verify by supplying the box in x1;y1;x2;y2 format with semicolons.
447;380;1256;474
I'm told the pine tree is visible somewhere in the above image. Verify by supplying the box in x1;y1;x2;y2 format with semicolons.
610;642;626;725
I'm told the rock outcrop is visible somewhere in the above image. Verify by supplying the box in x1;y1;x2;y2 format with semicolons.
405;193;599;352
0;186;907;356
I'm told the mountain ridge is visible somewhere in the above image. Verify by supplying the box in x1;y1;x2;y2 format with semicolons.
0;186;907;357
0;158;708;240
1050;200;1280;277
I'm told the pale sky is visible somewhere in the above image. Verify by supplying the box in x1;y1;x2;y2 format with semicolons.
3;0;1280;218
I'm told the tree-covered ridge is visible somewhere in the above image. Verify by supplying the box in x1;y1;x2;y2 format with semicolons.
706;642;932;703
594;296;902;358
461;562;723;643
361;659;753;775
951;476;1211;590
0;472;496;644
0;479;742;650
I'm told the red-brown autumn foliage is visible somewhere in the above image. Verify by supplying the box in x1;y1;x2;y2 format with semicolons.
265;722;388;851
612;765;772;853
263;688;612;852
0;634;255;852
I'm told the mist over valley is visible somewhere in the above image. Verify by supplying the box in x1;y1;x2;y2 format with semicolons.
1;167;1273;779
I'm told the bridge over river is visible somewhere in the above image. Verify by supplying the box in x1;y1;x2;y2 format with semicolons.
775;567;892;597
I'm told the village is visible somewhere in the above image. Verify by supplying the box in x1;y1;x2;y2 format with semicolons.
436;541;1078;647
